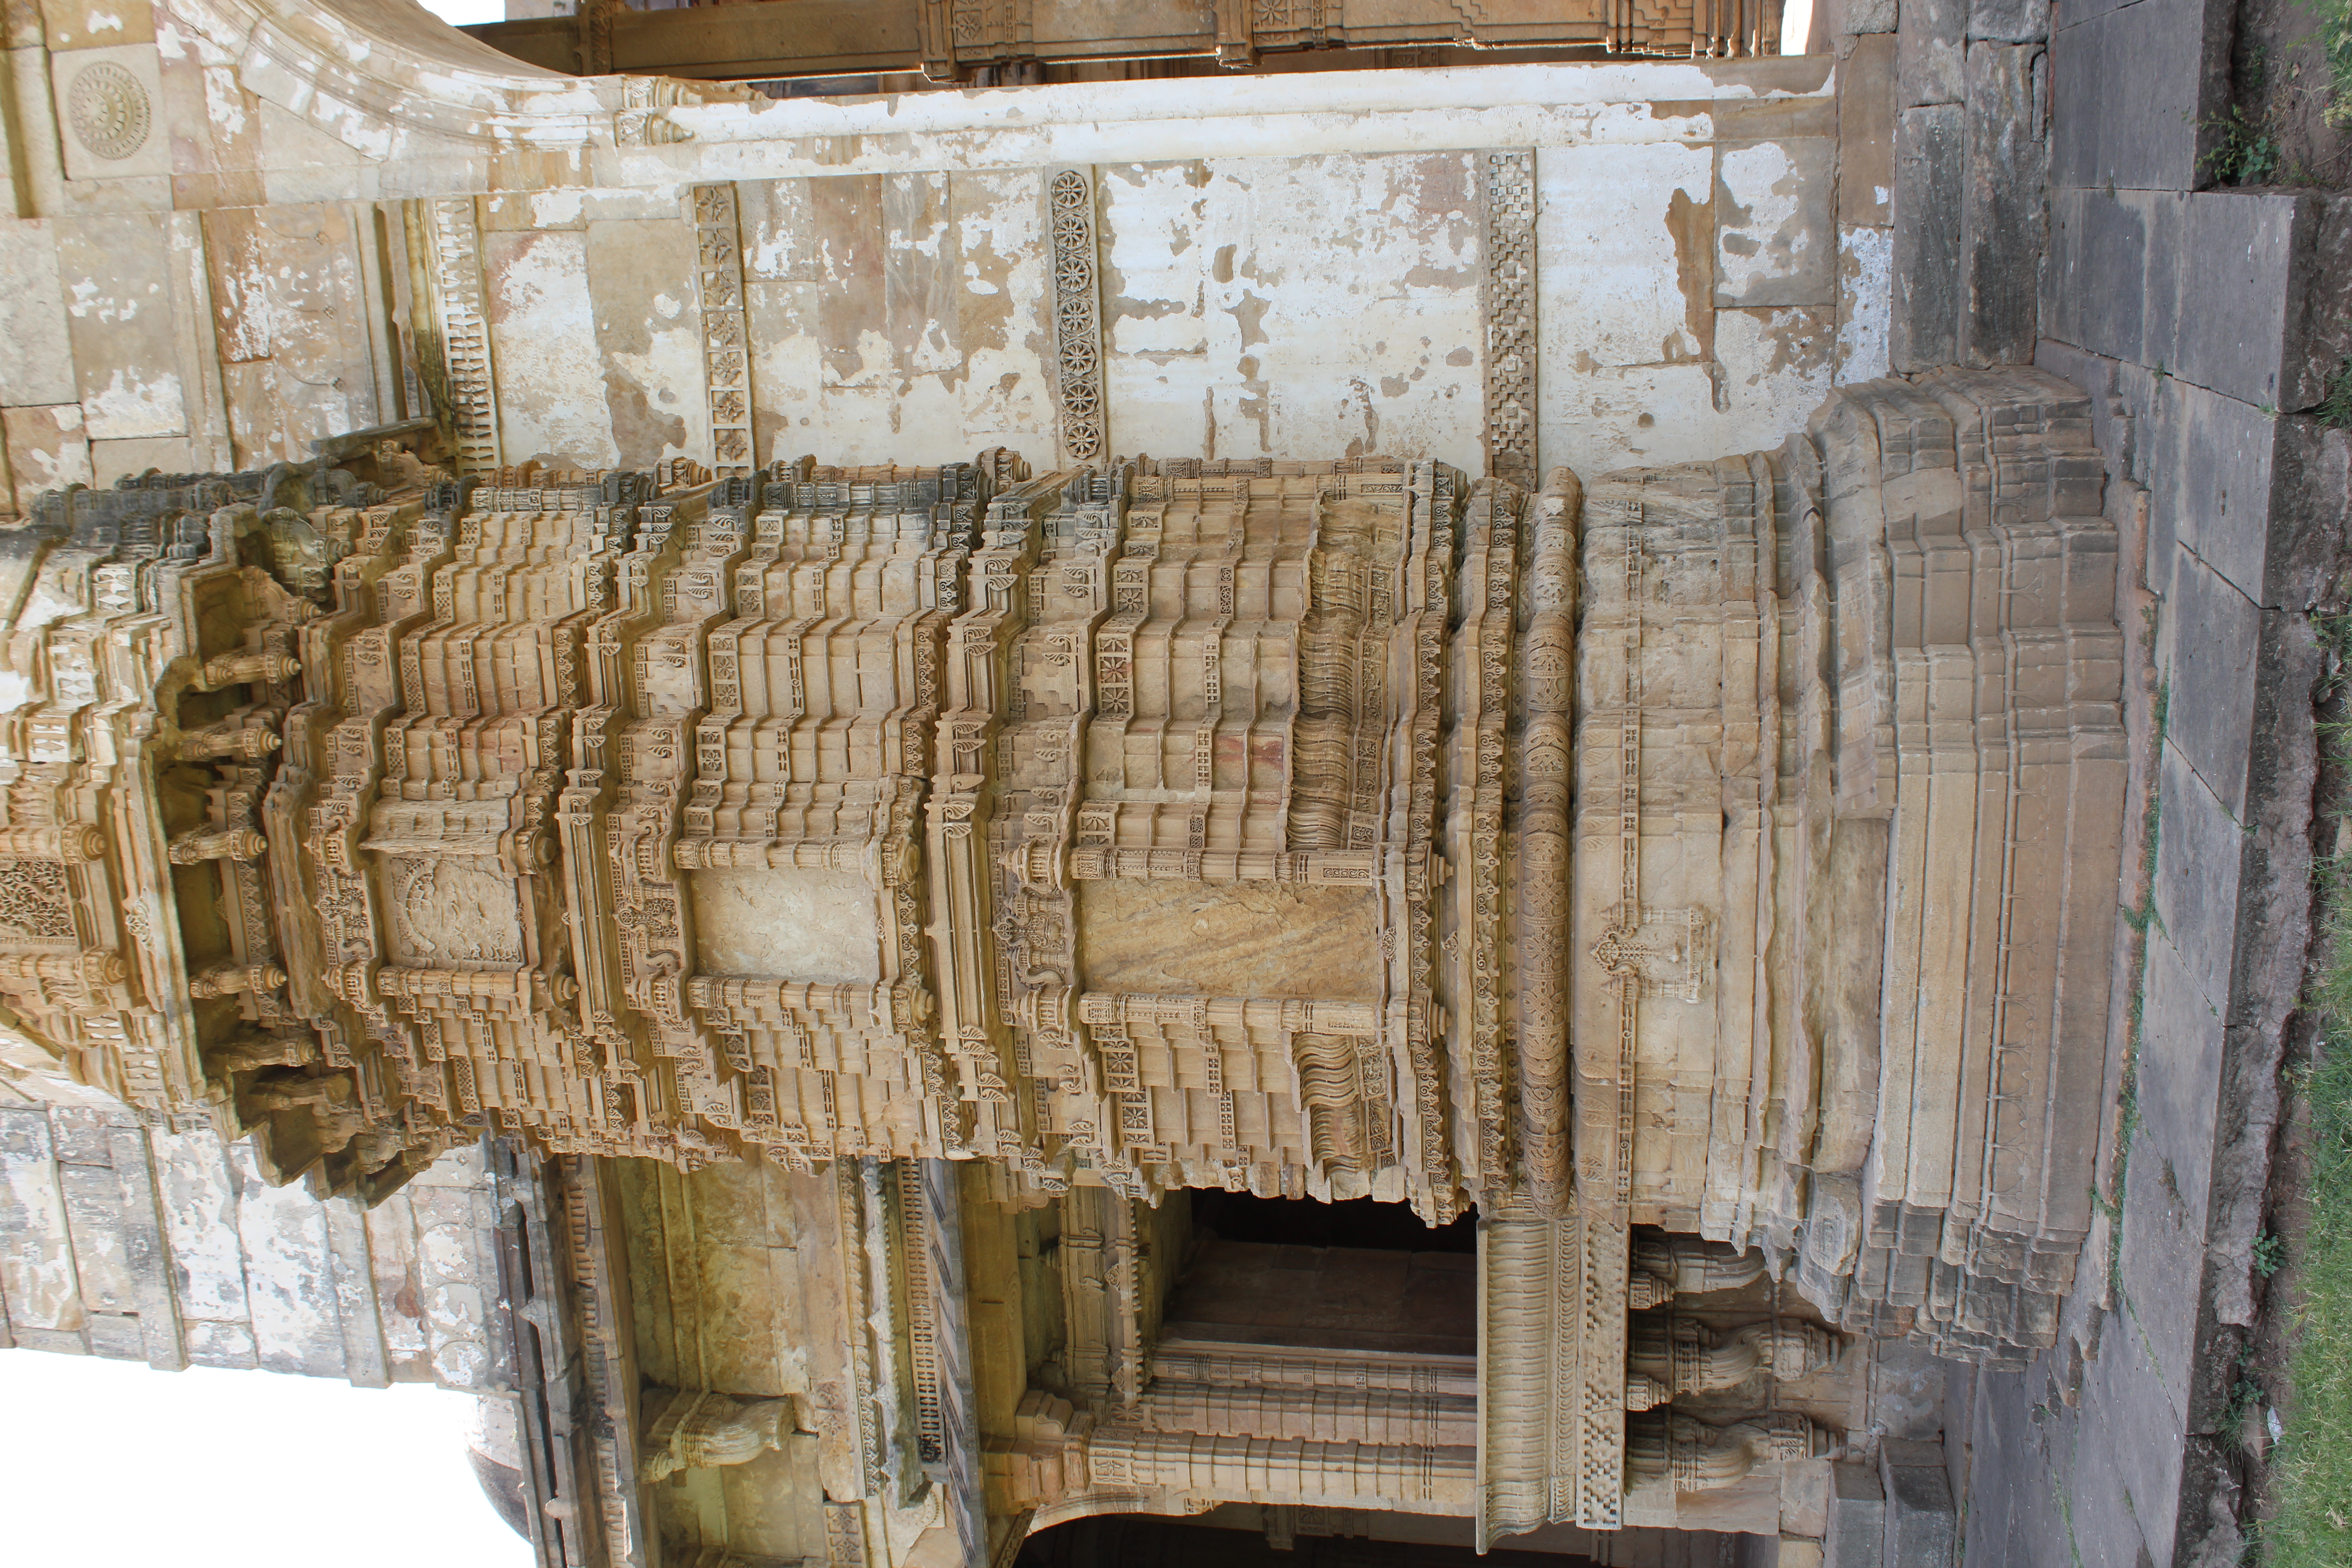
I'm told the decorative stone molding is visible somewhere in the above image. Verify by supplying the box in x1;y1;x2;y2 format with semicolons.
1477;1203;1629;1542
64;62;151;161
423;200;501;477
167;0;759;156
686;184;757;478
1046;168;1107;467
1481;151;1537;492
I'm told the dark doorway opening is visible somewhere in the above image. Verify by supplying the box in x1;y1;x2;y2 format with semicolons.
1013;1514;1610;1568
1161;1193;1478;1358
1188;1190;1478;1253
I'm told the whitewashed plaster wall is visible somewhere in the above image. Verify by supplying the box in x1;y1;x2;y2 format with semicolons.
0;0;1885;506
0;1097;503;1389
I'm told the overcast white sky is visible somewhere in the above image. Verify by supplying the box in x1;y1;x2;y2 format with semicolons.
0;1350;532;1565
422;0;507;25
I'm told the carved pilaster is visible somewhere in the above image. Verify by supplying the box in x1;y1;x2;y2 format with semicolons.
0;824;105;862
1476;1203;1628;1544
1212;0;1258;65
918;0;962;80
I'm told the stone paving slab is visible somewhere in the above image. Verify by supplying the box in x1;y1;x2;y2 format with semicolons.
2162;550;2269;824
2047;189;2352;416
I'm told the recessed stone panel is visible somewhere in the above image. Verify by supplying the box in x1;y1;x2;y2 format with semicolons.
689;868;883;985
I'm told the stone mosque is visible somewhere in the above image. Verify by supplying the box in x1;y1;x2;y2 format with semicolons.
0;1;2135;1564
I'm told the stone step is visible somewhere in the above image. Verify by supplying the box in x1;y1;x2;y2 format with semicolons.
1812;1443;1960;1567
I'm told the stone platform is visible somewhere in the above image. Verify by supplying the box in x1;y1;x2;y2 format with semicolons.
1809;0;2352;1560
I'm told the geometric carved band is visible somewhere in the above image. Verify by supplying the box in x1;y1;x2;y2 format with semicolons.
426;197;499;478
1481;149;1537;492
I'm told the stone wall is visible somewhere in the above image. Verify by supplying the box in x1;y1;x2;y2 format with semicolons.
0;0;1893;516
0;1097;505;1387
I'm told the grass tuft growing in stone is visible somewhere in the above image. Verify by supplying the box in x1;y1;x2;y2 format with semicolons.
2316;359;2352;430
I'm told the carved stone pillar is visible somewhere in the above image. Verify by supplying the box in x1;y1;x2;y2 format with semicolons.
189;962;287;998
1086;1425;1474;1512
178;722;282;762
1626;1312;1840;1396
167;828;268;865
196;650;299;690
1628;1233;1768;1307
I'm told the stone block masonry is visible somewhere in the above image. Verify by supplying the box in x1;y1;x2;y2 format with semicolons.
1877;0;2058;370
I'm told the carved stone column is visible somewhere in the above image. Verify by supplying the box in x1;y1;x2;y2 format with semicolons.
1628;1233;1769;1308
1626;1312;1840;1400
639;1389;801;1483
1087;1425;1475;1513
1622;1411;1840;1490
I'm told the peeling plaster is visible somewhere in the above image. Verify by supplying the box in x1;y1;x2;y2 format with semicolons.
1836;227;1893;385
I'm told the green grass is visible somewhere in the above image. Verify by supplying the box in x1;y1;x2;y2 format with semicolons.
2200;102;2286;185
2260;1045;2352;1558
2317;361;2352;432
2313;0;2352;129
2262;619;2352;1562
